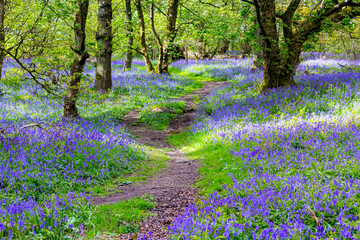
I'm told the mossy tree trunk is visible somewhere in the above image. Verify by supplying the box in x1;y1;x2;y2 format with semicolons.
161;0;180;74
252;0;360;92
63;0;90;118
135;0;154;73
150;2;163;73
95;0;112;91
0;0;5;81
123;0;133;71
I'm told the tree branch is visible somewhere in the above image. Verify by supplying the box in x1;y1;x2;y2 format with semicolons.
283;0;302;19
298;0;360;41
253;0;271;48
199;0;220;8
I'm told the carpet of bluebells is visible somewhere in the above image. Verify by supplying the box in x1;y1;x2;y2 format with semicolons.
0;59;198;239
168;56;360;239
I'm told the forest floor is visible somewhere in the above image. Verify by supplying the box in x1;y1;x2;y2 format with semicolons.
92;81;227;239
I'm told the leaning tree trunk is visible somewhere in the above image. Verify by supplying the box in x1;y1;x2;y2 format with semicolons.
123;0;133;71
161;0;180;74
0;0;5;81
95;0;112;91
150;3;163;73
63;0;90;118
135;0;154;73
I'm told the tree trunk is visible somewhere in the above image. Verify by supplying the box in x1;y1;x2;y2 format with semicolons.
184;26;189;64
258;0;296;92
251;24;263;71
161;0;180;74
135;0;154;73
63;0;90;118
95;0;112;91
150;3;163;73
123;0;133;71
261;55;299;91
218;40;230;55
253;0;360;92
0;0;5;81
198;37;207;59
207;41;220;60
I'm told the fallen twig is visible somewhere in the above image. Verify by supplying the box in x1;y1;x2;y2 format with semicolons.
20;122;52;132
338;63;354;71
307;206;321;227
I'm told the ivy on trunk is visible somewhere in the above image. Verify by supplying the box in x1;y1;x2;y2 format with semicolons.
63;0;90;118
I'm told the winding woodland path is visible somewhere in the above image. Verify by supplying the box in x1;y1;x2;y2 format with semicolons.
92;81;227;239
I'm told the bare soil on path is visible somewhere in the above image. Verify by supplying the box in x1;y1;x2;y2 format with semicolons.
92;81;227;239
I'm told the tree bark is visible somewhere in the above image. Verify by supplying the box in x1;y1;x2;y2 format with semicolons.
251;23;263;70
185;45;189;64
218;40;230;55
123;0;133;71
161;0;180;74
254;0;360;92
63;0;90;118
0;0;5;81
196;22;207;60
257;1;286;91
135;0;154;73
198;36;206;59
95;0;112;91
150;3;163;73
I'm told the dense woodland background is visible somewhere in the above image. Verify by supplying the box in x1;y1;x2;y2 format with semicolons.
1;0;359;110
1;0;360;239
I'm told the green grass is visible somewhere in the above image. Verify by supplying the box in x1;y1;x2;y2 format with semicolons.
138;101;186;130
84;148;168;237
86;147;169;197
168;131;237;196
86;195;155;238
179;71;220;82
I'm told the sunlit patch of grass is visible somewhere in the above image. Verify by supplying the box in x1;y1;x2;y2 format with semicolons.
168;131;238;195
139;101;186;130
179;71;219;82
86;195;155;238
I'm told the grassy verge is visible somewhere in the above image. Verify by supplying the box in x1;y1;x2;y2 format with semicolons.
86;147;169;197
85;195;155;238
138;101;186;130
168;131;235;196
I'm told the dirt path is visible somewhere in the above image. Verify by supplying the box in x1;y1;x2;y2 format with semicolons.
92;81;227;239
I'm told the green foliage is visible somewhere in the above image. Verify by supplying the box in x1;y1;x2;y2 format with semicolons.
1;68;24;89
